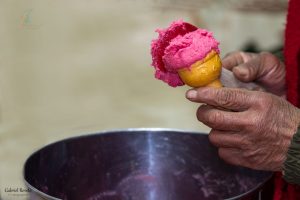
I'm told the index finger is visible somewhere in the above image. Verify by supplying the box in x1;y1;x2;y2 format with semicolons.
186;87;256;111
222;52;255;70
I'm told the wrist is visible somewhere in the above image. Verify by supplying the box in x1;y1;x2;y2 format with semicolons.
291;106;300;136
283;126;300;185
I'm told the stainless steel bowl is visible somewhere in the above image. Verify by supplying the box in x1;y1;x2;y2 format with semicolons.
23;129;273;200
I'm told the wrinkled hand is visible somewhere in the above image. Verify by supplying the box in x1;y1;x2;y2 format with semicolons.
186;87;300;171
222;52;286;97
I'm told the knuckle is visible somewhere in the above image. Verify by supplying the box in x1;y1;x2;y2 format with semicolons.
240;150;256;167
243;112;263;133
207;111;223;125
216;89;232;107
216;89;242;108
240;136;252;148
241;116;255;131
248;111;260;124
255;93;273;109
243;154;260;169
260;52;281;68
242;149;255;159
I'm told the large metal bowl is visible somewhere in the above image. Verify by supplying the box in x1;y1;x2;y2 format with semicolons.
23;129;273;200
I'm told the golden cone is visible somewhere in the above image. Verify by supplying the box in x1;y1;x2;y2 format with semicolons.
178;50;223;88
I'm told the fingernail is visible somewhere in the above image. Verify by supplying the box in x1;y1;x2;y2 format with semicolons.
186;90;197;99
234;66;248;76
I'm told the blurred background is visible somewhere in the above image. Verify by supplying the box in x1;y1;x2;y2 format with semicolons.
0;0;287;199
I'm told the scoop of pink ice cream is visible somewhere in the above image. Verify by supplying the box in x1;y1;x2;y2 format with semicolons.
150;20;220;87
163;29;220;71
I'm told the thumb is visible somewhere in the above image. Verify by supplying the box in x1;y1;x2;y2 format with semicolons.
232;52;284;84
232;63;257;83
232;52;286;96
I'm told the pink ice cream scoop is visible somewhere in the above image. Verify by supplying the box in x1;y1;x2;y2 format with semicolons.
151;20;221;87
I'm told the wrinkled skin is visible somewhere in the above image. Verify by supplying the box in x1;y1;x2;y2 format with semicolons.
222;51;286;97
186;51;300;171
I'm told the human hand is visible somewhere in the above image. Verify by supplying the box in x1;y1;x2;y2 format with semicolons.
222;52;286;97
186;87;300;171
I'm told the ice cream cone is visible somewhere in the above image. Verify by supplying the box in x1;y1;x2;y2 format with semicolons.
177;50;223;88
151;20;222;88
